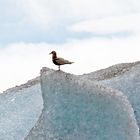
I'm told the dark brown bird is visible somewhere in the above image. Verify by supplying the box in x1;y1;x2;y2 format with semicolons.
49;51;74;70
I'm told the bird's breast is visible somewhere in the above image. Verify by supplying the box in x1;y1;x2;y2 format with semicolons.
53;59;61;65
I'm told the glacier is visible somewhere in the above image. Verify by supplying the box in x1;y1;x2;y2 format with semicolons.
81;62;140;129
100;64;140;130
0;62;139;140
25;67;139;140
0;82;43;140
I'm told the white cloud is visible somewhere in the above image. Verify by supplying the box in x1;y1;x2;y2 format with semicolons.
0;32;140;92
70;13;140;34
13;0;140;30
0;0;140;92
1;0;140;45
0;43;51;91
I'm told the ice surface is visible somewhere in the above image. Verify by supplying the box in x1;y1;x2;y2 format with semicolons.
0;84;43;140
80;61;140;81
25;68;139;140
0;63;139;140
99;64;140;130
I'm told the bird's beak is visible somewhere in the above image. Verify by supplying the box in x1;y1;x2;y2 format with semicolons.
49;52;52;55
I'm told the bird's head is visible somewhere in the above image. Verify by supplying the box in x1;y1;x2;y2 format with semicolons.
49;51;56;55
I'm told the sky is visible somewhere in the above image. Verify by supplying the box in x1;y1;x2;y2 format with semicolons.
0;0;140;92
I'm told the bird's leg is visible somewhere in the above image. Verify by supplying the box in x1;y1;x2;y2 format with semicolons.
58;65;60;71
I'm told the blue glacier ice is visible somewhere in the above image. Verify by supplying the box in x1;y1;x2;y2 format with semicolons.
0;82;43;140
0;62;140;140
80;61;140;81
80;62;140;130
99;64;140;130
25;68;139;140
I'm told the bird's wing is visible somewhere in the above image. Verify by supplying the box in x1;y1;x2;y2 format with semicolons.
55;57;71;65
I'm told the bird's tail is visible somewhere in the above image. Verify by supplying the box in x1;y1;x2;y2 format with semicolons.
69;62;74;64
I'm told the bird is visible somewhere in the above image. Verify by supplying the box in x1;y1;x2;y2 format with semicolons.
49;51;74;71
